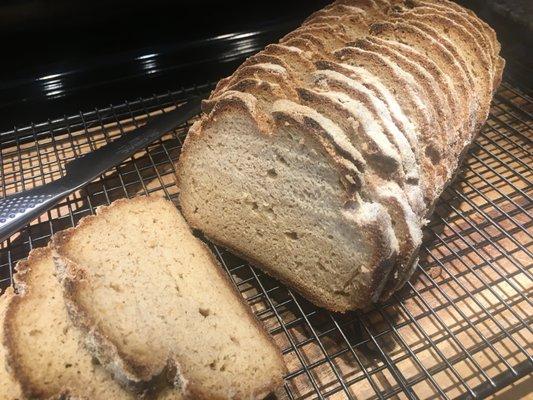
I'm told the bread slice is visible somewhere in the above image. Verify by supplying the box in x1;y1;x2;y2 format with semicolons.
263;44;315;74
0;288;23;400
178;92;399;311
178;0;502;310
213;54;299;97
204;81;289;114
278;37;319;57
3;247;135;399
52;196;286;398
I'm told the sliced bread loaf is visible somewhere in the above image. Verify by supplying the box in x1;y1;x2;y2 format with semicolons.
3;247;134;400
178;0;502;310
52;196;286;398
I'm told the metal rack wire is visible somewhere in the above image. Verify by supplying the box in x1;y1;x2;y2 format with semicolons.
0;74;531;398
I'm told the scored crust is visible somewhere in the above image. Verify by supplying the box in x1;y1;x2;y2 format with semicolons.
52;196;286;399
178;93;400;310
3;247;136;400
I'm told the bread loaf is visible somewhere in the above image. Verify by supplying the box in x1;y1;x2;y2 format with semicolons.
52;196;286;399
177;0;504;311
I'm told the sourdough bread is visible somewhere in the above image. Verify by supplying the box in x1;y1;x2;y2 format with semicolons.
52;196;286;398
177;0;504;311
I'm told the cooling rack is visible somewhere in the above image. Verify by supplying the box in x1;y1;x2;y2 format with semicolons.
0;73;531;398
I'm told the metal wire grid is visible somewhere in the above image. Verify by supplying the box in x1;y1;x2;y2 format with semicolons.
0;78;531;399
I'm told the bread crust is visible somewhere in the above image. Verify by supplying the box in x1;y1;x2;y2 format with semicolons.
3;248;56;399
178;94;399;311
0;287;24;400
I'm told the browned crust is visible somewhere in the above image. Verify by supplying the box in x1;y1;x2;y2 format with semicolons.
350;36;456;177
369;20;475;92
368;20;478;137
210;64;298;100
370;36;463;129
352;36;451;135
333;45;447;185
405;0;501;56
0;287;24;400
270;102;365;192
392;16;490;128
303;15;343;26
372;192;419;296
281;24;349;48
296;86;402;177
4;249;48;399
404;7;494;71
262;44;316;82
204;79;289;115
52;196;286;399
381;124;485;297
406;1;503;91
2;247;68;399
390;10;493;110
282;37;322;55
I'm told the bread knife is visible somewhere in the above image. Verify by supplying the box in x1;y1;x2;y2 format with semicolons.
0;97;201;243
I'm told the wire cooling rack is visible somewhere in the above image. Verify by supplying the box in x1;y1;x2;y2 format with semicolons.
0;75;531;399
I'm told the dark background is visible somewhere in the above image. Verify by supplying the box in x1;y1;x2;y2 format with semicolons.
0;0;531;131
